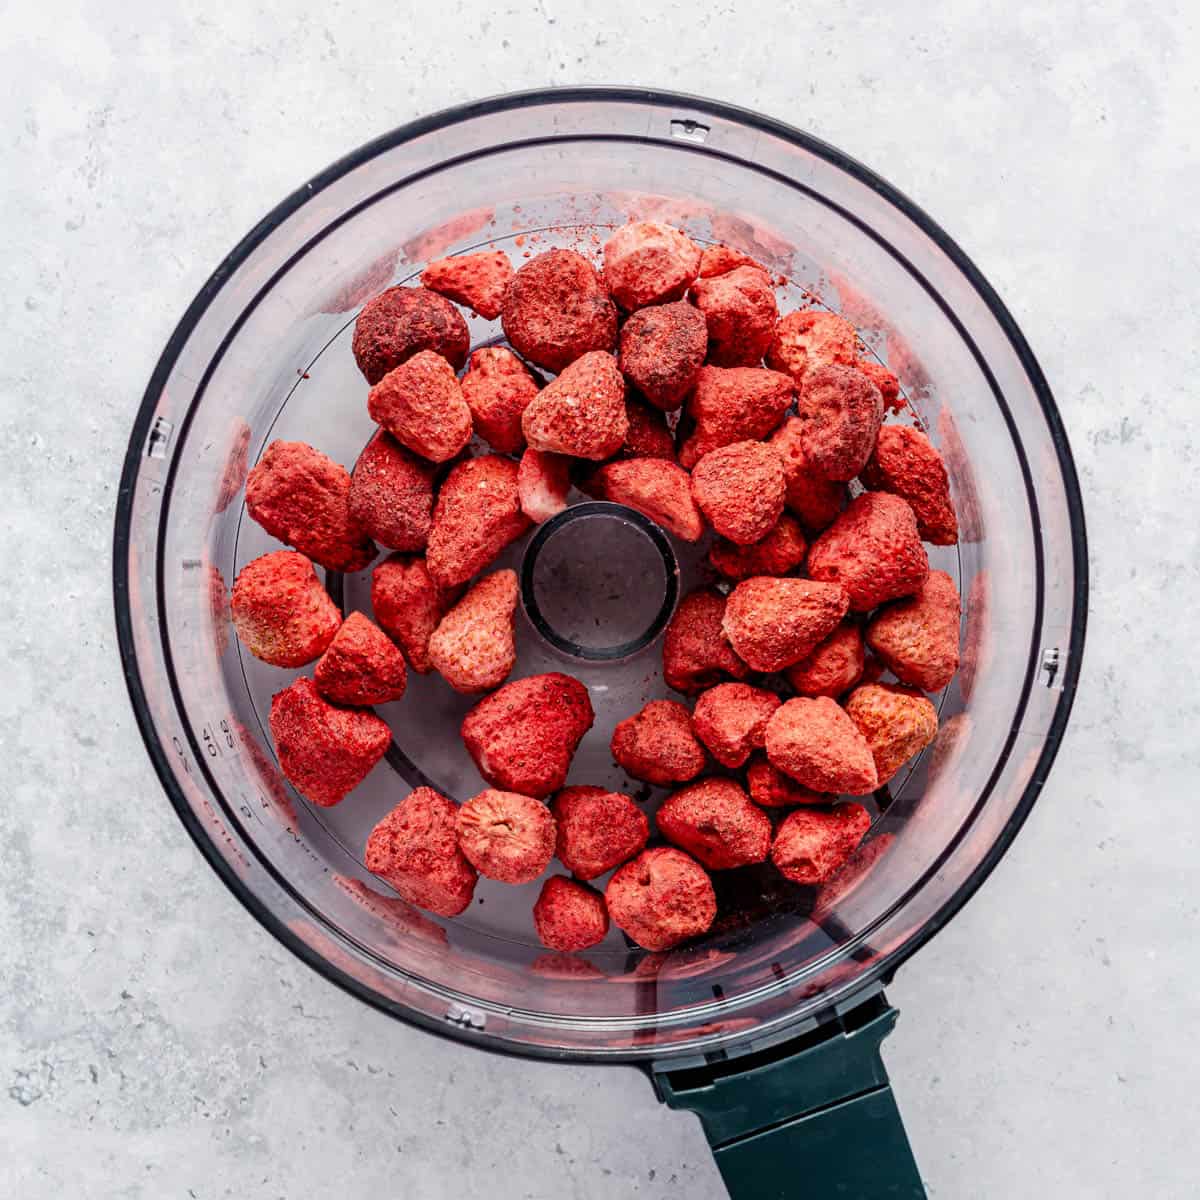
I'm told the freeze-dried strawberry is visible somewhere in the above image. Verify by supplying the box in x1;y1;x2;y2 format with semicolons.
866;570;961;692
859;424;958;545
691;441;786;545
461;673;594;797
427;569;518;694
517;448;572;523
456;789;556;884
521;351;628;460
269;677;391;807
603;221;701;310
314;611;408;706
771;803;871;885
677;365;792;468
767;309;857;386
586;458;703;541
460;346;541;454
533;876;609;952
371;554;460;674
691;683;781;769
785;622;865;698
708;514;807;581
605;847;716;951
231;550;341;668
366;350;473;463
656;777;772;870
245;441;376;573
353;285;469;384
794;363;883;481
722;577;849;672
425;455;531;589
844;683;939;786
764;697;879;795
690;265;778;367
502;249;617;372
365;788;478;916
618;301;708;410
610;700;707;786
421;249;513;319
806;492;929;612
662;588;750;694
552;786;649;880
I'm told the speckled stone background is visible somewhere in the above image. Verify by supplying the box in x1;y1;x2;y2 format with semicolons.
1;3;1195;1197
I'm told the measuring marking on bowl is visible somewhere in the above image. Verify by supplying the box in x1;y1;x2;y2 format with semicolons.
114;88;1087;1199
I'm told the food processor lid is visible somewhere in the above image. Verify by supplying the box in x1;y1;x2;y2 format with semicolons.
113;87;1088;1064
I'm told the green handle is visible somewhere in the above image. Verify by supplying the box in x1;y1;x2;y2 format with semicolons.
654;995;926;1199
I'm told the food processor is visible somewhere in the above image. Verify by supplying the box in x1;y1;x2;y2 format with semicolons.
113;88;1087;1198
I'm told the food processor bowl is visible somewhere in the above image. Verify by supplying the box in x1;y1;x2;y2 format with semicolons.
114;88;1086;1195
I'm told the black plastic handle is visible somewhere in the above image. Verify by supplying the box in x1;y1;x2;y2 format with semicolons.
654;995;926;1199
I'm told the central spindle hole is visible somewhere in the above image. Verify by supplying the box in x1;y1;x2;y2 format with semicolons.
520;502;680;661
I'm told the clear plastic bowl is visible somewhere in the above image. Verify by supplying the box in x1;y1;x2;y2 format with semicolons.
113;88;1087;1061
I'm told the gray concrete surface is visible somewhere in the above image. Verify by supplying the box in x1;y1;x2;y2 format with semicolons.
1;2;1195;1196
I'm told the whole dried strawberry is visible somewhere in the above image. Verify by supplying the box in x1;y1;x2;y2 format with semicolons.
618;301;708;409
767;309;857;386
314;611;408;706
348;430;436;552
427;569;518;694
245;441;376;573
533;876;610;952
425;455;531;589
844;683;938;786
691;441;786;545
605;847;716;951
656;777;772;870
367;350;473;463
866;570;961;692
231;550;341;668
350;283;468;381
502;249;617;372
460;346;541;454
690;265;778;366
722;577;849;672
859;424;958;544
662;588;749;694
603;221;701;310
677;366;792;467
521;350;628;459
365;788;478;916
698;244;767;277
371;554;460;674
610;699;706;786
745;754;828;807
691;683;781;769
785;622;865;698
269;677;391;807
421;249;513;319
585;458;704;541
517;448;572;523
768;418;848;532
461;673;594;797
709;514;807;580
552;786;649;880
764;697;878;795
806;492;929;612
794;363;884;481
352;285;470;384
771;803;871;885
619;392;678;460
456;789;557;884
